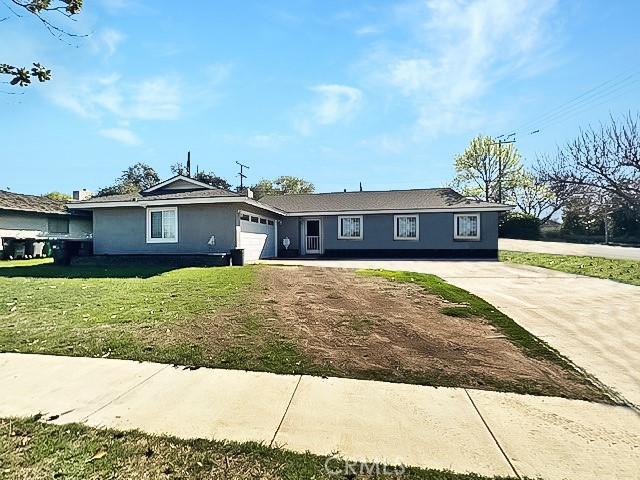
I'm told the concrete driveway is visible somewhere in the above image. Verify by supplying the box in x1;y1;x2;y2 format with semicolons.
500;238;640;260
260;258;640;408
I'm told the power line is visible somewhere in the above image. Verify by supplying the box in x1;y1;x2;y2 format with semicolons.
529;77;640;133
512;67;640;135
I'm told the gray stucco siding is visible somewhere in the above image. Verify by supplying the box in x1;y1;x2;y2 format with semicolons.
93;202;283;255
277;211;498;255
93;204;238;255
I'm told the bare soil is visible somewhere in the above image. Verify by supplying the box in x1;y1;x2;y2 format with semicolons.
253;266;604;400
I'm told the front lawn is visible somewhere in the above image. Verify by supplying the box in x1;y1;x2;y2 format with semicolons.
0;259;609;402
0;417;507;480
500;250;640;286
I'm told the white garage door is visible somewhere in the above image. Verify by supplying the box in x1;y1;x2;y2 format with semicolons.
239;214;275;261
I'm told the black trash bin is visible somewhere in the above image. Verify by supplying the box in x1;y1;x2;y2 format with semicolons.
51;240;72;266
230;248;244;266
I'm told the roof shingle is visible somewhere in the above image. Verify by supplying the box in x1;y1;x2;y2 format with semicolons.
259;188;510;213
71;188;241;204
0;190;68;215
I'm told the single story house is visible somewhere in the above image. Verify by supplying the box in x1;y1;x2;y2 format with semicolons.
0;189;93;258
70;175;512;261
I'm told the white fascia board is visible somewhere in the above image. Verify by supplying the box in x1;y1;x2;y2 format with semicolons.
283;206;514;216
68;197;287;215
142;175;216;193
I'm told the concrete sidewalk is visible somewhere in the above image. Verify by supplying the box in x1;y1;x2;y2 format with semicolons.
1;353;638;480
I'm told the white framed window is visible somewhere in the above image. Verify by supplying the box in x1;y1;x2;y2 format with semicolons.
394;214;419;240
338;215;363;240
146;207;178;243
454;213;480;240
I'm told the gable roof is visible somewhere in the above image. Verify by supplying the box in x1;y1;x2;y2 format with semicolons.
77;188;242;204
68;186;286;215
142;175;219;193
259;188;512;215
0;190;69;215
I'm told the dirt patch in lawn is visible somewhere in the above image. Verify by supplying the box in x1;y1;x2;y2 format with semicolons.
252;266;605;401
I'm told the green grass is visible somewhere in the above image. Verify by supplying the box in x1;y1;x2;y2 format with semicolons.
0;259;257;365
0;259;334;377
358;269;581;365
0;417;513;480
500;250;640;286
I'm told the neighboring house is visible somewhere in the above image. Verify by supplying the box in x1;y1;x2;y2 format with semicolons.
0;190;93;258
70;175;512;261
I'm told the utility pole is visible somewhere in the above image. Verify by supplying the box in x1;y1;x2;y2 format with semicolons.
186;151;191;177
236;161;249;190
489;133;515;204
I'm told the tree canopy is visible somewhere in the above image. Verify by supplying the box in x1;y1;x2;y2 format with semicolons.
1;0;84;87
97;163;160;197
451;135;525;203
538;112;640;210
251;176;315;200
43;191;71;201
170;163;231;191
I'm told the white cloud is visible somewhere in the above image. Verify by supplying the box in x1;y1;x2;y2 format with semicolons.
355;25;382;36
312;84;363;124
380;0;558;134
296;84;363;134
95;28;125;56
129;77;181;120
47;72;182;121
294;84;363;135
99;128;141;145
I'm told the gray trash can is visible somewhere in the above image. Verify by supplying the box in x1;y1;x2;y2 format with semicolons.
230;248;244;266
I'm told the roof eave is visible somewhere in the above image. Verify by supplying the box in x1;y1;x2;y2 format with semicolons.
67;196;287;216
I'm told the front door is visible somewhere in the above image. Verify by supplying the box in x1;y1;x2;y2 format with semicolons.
305;219;321;254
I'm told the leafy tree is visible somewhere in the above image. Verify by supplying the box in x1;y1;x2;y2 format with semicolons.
451;135;526;203
1;1;84;87
251;176;315;200
513;171;578;223
43;191;71;201
97;163;160;197
170;163;231;190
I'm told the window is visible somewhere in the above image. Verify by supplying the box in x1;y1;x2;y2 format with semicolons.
250;216;259;223
48;217;69;234
240;214;250;221
338;216;363;240
147;207;178;243
267;219;274;226
394;215;418;240
260;218;267;224
454;213;480;240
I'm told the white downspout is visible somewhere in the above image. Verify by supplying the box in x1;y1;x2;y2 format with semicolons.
274;220;278;258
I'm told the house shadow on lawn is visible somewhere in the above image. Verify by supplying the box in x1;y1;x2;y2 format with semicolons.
0;262;179;279
0;254;232;279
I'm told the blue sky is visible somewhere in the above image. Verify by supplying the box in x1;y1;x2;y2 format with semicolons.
2;0;639;195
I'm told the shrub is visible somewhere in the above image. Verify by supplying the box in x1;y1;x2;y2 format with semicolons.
499;212;541;239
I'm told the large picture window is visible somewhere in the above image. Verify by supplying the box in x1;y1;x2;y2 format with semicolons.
454;213;480;240
394;215;418;240
147;207;178;243
338;215;363;240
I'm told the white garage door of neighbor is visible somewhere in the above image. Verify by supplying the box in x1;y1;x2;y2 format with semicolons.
240;218;275;261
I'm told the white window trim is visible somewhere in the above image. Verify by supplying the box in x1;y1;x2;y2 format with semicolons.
453;213;481;241
146;206;178;243
337;215;363;240
394;214;419;241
